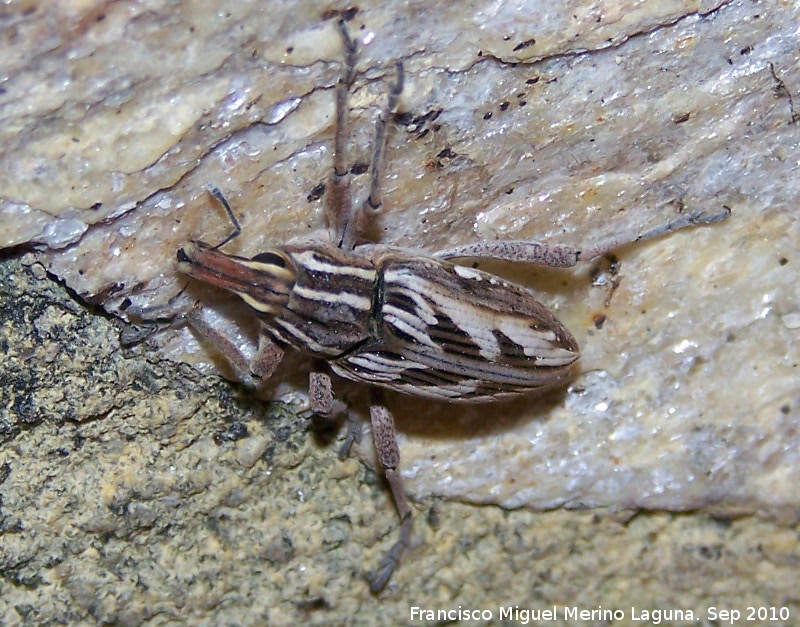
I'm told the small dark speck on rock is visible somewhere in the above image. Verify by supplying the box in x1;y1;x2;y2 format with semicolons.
213;422;249;444
273;425;292;442
512;37;536;52
427;504;440;530
0;462;11;485
307;183;326;202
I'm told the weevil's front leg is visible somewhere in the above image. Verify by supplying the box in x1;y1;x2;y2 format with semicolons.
328;19;359;248
368;388;413;592
184;308;284;384
436;206;731;267
339;62;405;251
121;284;198;345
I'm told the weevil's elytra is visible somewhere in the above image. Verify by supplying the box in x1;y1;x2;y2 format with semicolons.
173;19;730;592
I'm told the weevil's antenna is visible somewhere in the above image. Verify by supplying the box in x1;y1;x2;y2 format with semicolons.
205;184;242;250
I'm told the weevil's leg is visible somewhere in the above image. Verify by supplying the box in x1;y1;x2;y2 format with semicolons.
119;321;159;345
436;240;581;267
328;19;359;248
307;368;348;418
339;62;404;251
121;285;197;345
363;63;404;217
183;308;252;380
436;206;731;267
337;412;362;460
576;206;731;262
125;282;194;321
368;388;413;592
250;333;285;380
184;308;284;385
304;363;357;457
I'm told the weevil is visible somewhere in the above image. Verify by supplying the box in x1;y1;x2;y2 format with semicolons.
169;20;730;591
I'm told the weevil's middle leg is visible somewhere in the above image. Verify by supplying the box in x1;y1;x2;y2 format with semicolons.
337;411;362;460
307;368;348;418
306;365;356;458
367;388;413;592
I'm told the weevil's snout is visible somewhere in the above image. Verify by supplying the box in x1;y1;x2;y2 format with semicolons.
175;240;213;269
175;242;197;267
176;242;296;317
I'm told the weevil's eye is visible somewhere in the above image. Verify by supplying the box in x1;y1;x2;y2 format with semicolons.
251;251;287;267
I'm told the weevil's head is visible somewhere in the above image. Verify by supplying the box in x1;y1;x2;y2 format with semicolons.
177;241;296;318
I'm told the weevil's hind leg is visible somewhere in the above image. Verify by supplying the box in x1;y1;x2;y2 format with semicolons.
436;206;731;266
367;388;413;592
436;240;582;267
328;19;359;248
184;308;284;385
576;206;731;262
339;62;405;251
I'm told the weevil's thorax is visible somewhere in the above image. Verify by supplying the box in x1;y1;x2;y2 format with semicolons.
265;241;378;358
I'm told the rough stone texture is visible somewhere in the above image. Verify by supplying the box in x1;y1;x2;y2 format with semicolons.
2;255;800;625
1;0;799;624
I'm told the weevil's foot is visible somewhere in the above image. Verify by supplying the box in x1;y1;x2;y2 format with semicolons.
337;413;362;460
692;205;732;224
120;297;198;346
119;321;159;346
369;559;397;594
368;514;412;593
